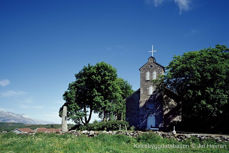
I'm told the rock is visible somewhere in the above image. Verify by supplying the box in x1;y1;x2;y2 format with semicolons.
184;134;191;138
199;136;205;141
82;130;88;134
102;131;108;134
74;131;81;136
112;131;117;135
58;130;229;142
89;131;95;137
68;130;76;134
108;131;113;134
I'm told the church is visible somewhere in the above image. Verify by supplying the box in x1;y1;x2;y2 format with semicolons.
126;46;181;130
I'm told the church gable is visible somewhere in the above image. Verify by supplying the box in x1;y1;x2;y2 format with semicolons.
139;56;165;72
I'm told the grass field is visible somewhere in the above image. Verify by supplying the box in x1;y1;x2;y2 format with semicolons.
0;122;76;132
0;132;228;153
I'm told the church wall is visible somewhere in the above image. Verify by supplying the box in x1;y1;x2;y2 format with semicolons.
126;90;140;128
162;95;182;128
125;56;181;131
138;92;164;129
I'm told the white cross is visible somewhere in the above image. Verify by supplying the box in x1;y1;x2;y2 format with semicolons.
148;45;157;57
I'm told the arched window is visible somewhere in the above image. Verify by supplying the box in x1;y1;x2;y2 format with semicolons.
153;71;157;80
148;86;153;95
145;71;150;80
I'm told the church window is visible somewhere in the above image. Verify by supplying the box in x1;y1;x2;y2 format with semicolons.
153;71;157;80
145;71;150;80
148;86;153;95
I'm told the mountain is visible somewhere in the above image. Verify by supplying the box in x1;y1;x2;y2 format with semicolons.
0;110;54;124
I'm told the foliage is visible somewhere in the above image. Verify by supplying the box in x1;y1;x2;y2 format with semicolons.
130;126;135;131
136;133;163;144
113;78;133;120
163;45;229;132
60;62;133;125
95;133;135;144
0;133;228;153
0;122;25;132
77;120;129;131
0;122;70;132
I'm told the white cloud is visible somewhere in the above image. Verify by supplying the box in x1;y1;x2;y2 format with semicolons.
0;79;10;87
0;90;27;97
154;0;164;7
174;0;191;14
145;0;164;7
144;0;192;14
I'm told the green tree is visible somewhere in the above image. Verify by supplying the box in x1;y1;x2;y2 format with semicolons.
115;78;133;120
91;62;122;121
164;45;229;132
59;62;133;125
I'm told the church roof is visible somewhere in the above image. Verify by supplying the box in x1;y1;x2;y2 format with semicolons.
16;128;34;133
125;88;140;100
139;56;165;71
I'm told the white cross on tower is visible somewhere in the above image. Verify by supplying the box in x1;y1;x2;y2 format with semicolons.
148;45;157;57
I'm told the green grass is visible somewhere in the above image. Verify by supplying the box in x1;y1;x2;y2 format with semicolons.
0;122;75;132
0;132;228;153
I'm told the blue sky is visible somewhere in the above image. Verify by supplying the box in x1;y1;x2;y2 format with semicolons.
0;0;229;123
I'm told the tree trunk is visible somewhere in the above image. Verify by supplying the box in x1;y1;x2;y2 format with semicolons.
86;109;93;124
103;110;107;122
80;118;86;125
117;112;121;120
83;106;88;125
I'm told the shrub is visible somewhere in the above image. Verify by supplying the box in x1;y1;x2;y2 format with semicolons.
77;120;129;131
95;133;136;144
130;126;135;131
136;133;163;144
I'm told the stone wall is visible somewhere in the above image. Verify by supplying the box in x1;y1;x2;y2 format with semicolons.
66;130;229;142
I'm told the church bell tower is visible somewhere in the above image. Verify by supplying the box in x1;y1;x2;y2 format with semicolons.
139;46;164;107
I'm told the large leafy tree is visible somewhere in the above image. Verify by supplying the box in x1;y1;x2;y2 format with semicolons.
59;62;133;125
164;45;229;132
91;62;122;121
114;78;133;120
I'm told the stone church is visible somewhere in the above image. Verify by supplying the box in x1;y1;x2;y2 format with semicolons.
126;54;181;130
